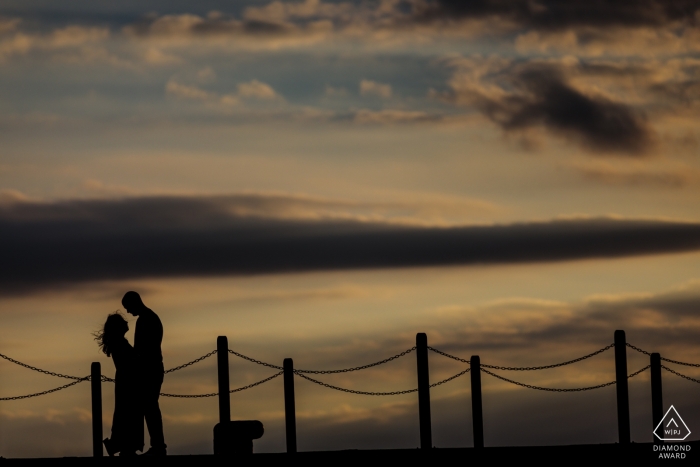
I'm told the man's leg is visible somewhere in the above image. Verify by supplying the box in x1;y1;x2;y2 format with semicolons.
144;373;166;451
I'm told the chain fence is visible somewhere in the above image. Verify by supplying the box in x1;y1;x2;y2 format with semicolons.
661;365;700;384
295;347;416;374
627;342;700;368
428;346;470;364
161;371;284;398
3;342;700;400
660;357;700;368
480;344;616;371
0;377;89;401
165;350;217;374
481;365;650;392
0;352;84;380
626;343;651;356
429;344;615;370
228;349;283;370
295;366;471;396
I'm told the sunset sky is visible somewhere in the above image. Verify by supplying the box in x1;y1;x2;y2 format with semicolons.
1;0;700;457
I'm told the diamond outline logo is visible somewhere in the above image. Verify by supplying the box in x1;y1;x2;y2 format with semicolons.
654;405;691;441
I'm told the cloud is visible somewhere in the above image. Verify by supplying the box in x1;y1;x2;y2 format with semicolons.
514;27;700;56
426;280;700;356
0;24;114;63
140;47;182;65
2;1;698;63
0;189;31;205
0;17;20;34
165;78;282;106
444;58;655;155
571;161;700;188
123;11;317;43
165;80;214;101
237;79;280;100
196;66;217;83
0;408;92;457
413;0;700;31
116;3;496;52
359;79;392;99
353;109;434;124
2;194;700;295
242;0;356;23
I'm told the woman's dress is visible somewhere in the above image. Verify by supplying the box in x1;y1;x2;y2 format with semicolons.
109;337;144;453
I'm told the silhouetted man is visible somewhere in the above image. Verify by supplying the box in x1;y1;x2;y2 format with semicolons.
122;291;167;456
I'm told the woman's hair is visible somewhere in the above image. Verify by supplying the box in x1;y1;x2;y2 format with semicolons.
94;312;129;357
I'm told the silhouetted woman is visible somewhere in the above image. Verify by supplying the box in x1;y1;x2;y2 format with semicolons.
94;312;144;456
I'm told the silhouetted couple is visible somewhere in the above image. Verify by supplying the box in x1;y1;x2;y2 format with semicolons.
95;292;167;457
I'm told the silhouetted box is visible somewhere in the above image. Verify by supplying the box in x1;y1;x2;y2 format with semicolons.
214;420;264;455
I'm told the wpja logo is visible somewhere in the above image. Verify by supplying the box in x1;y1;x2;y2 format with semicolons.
653;405;692;459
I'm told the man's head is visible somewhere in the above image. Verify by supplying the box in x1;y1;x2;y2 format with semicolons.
122;291;147;316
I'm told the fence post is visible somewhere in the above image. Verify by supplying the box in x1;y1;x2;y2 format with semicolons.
90;362;103;457
470;355;484;448
416;333;432;449
217;336;231;424
614;330;630;444
650;352;663;444
283;358;297;453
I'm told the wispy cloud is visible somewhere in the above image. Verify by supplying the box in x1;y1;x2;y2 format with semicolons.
571;161;700;188
359;79;392;99
426;279;700;356
165;78;282;107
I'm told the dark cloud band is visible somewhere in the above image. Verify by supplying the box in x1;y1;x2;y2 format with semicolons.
416;0;700;30
2;195;700;294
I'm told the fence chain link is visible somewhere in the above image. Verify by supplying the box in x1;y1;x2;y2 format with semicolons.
428;347;470;364
661;365;700;384
228;350;283;370
626;343;651;356
160;370;284;398
295;372;418;396
295;366;470;396
480;344;615;371
661;357;700;368
296;347;416;374
627;343;700;367
481;365;650;392
165;350;217;374
0;377;89;401
430;367;471;387
0;353;83;380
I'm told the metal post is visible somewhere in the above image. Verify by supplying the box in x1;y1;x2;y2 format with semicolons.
217;336;231;424
283;358;297;453
416;333;432;449
651;352;663;444
91;362;103;457
614;330;630;444
470;355;484;448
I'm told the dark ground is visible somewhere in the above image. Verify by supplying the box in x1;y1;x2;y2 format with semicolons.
2;442;697;465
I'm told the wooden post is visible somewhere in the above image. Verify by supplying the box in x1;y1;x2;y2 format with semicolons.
283;358;297;453
651;352;663;444
416;333;432;449
614;330;630;445
91;362;103;457
217;336;231;424
470;355;484;448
